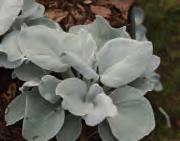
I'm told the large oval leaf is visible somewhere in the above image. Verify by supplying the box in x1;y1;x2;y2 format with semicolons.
70;15;130;49
18;25;79;72
14;61;46;82
83;93;117;126
0;31;23;62
110;85;145;105
129;77;155;94
98;120;118;141
108;86;155;141
0;53;23;68
61;52;98;80
0;0;23;35
5;93;26;126
144;55;160;75
56;115;82;141
60;29;98;80
97;38;153;87
39;75;61;104
19;0;45;19
56;78;93;116
22;88;65;141
26;16;61;29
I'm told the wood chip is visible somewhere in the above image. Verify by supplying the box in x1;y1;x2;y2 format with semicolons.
77;4;86;12
105;0;134;11
37;0;60;8
91;5;111;18
45;9;69;22
83;0;92;4
65;15;75;30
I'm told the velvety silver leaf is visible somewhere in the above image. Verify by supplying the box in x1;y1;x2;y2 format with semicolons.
18;25;77;72
0;31;23;61
0;31;25;68
153;78;163;91
26;16;61;29
76;29;97;66
83;93;117;126
22;88;65;141
108;86;155;141
0;0;23;35
144;55;160;75
39;75;61;104
70;15;130;49
56;78;87;98
60;29;98;80
61;52;98;80
97;38;153;87
110;85;145;105
19;0;45;19
98;120;118;141
0;53;24;69
145;72;163;91
135;25;147;41
14;61;46;82
130;77;155;94
133;7;145;25
22;0;34;11
5;93;26;126
85;83;103;102
56;78;92;116
57;79;117;126
21;80;40;88
56;115;82;141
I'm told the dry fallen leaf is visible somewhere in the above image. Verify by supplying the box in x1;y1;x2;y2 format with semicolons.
104;0;134;21
65;15;75;30
105;0;134;11
71;8;85;22
91;5;111;18
77;4;86;12
45;9;69;22
1;83;16;103
37;0;60;8
83;0;92;4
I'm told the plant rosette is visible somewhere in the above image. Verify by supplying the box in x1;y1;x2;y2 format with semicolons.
0;1;162;141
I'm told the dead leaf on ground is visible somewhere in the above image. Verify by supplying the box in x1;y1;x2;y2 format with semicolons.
83;0;92;4
71;8;85;22
1;82;16;103
91;5;111;18
37;0;60;8
45;9;69;22
64;15;75;30
77;4;86;12
106;0;134;11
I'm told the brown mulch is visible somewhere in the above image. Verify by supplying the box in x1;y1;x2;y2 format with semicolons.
37;0;134;30
0;0;134;140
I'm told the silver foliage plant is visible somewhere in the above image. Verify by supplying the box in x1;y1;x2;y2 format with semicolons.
0;1;162;141
132;6;163;92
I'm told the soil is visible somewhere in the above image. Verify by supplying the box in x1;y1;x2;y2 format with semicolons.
0;0;134;140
